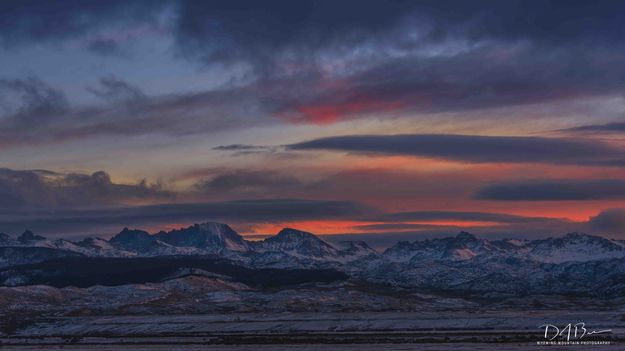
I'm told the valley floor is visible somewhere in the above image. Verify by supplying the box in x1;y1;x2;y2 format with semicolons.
0;344;619;351
2;277;624;350
1;310;622;350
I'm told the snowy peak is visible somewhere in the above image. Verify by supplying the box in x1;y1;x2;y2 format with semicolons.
5;224;625;269
336;240;379;260
523;232;625;263
383;232;502;262
108;223;249;253
440;231;501;261
381;231;625;264
274;228;322;241
261;228;339;258
455;231;478;242
75;237;135;257
157;222;249;252
337;240;376;253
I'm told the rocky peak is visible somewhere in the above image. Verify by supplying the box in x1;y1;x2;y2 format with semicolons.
262;228;338;258
109;228;154;252
157;222;248;251
18;230;46;243
455;231;478;242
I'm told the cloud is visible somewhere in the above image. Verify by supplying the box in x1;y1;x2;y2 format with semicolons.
351;210;573;244
289;134;623;166
352;223;456;232
0;77;279;148
185;166;489;207
211;144;273;156
6;2;625;123
167;1;625;126
560;121;625;133
196;170;304;193
0;198;376;236
0;168;171;210
0;77;68;117
374;211;563;224
0;0;167;48
276;45;625;123
85;38;126;57
476;179;625;201
4;1;625;121
587;208;625;234
212;144;268;151
5;1;625;55
172;1;625;67
86;76;146;103
3;42;625;146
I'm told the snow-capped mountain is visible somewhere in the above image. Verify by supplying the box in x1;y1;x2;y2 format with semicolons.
3;224;625;297
258;228;340;259
0;224;379;268
382;232;507;263
156;222;250;252
75;237;136;257
2;225;625;267
518;232;625;263
248;228;379;268
17;230;46;244
108;223;250;256
336;240;378;260
109;228;155;252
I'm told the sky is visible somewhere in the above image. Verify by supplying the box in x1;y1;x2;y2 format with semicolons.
2;0;625;243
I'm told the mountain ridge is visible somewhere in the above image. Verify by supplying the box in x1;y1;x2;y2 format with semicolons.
2;223;625;297
3;223;625;296
1;223;623;265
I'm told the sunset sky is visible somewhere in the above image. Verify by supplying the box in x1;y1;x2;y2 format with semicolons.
2;0;625;243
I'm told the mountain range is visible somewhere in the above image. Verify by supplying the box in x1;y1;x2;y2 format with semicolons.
2;223;625;297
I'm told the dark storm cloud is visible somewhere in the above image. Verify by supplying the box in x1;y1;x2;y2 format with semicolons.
0;168;171;210
87;76;146;103
0;199;376;236
172;0;625;65
0;0;167;48
173;0;414;70
170;1;625;121
476;179;625;201
171;1;625;124
289;134;623;165
4;1;625;51
274;45;625;123
2;2;625;140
